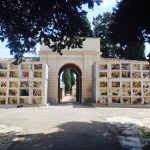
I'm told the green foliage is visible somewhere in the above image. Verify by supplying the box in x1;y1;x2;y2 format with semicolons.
93;12;122;58
62;69;71;93
62;69;76;93
70;70;75;87
0;0;102;64
93;12;146;60
81;15;93;37
109;0;150;46
141;132;150;138
124;42;146;60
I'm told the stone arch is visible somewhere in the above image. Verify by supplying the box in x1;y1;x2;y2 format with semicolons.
58;63;82;103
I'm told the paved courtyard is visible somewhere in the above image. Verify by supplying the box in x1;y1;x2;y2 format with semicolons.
0;103;150;150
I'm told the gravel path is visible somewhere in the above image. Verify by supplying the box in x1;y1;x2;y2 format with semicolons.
0;104;149;150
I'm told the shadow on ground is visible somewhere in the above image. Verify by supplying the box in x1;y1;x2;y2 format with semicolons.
6;119;150;150
8;121;125;150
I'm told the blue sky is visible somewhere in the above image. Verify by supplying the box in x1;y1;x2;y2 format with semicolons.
0;0;149;58
83;0;117;26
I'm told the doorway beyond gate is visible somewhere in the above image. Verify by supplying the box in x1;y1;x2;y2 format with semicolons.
58;63;82;104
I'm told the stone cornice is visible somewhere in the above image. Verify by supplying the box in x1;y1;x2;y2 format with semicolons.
39;51;102;56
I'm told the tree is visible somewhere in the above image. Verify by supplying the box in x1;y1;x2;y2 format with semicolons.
109;0;150;47
93;12;146;60
62;69;71;93
62;69;76;93
0;0;102;64
82;15;93;37
93;12;122;58
123;42;146;60
70;70;75;87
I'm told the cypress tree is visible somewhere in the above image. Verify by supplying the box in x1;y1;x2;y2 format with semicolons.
62;69;71;93
62;69;76;94
70;70;75;87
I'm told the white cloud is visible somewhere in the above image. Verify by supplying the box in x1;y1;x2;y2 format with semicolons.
100;0;117;10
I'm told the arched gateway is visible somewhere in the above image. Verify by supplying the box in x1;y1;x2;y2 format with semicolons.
39;38;101;104
58;63;82;103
